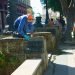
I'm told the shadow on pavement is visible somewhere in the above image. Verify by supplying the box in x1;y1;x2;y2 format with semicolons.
51;50;73;55
43;62;54;75
58;43;75;50
50;43;75;55
53;63;75;75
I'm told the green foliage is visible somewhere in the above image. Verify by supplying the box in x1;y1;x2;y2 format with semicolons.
9;56;20;66
0;51;21;75
43;0;71;13
44;0;62;13
0;53;5;68
0;51;20;68
48;0;62;12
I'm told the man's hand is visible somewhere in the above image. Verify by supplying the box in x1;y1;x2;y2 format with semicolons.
24;35;30;41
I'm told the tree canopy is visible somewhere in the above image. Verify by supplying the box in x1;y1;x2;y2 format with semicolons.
43;0;75;40
48;0;62;12
44;0;62;12
44;0;72;14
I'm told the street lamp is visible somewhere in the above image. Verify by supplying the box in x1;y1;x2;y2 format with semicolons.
45;0;49;24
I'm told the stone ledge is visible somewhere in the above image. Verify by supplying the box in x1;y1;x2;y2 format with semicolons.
11;59;43;75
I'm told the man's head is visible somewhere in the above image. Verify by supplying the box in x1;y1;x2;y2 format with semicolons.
27;14;33;22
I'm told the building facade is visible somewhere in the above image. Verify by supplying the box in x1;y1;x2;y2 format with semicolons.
0;0;7;31
0;0;31;31
6;0;31;31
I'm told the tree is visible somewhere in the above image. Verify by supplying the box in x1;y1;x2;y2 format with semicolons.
44;0;75;40
48;0;62;13
59;0;75;40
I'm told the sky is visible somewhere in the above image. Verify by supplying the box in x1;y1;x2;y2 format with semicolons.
30;0;43;17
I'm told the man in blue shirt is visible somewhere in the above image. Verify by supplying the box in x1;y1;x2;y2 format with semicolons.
14;14;34;40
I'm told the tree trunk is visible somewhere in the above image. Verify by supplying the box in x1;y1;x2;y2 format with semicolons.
59;0;75;40
59;0;68;16
65;4;75;40
65;15;74;40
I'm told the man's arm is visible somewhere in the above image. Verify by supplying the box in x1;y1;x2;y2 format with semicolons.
17;17;27;36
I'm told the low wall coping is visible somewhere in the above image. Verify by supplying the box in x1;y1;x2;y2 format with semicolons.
11;59;42;75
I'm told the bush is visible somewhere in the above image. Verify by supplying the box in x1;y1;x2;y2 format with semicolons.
0;51;20;75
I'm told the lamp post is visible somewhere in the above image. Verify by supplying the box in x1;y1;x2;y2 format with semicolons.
45;0;49;24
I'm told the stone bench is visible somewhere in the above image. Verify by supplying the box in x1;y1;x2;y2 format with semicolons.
11;59;43;75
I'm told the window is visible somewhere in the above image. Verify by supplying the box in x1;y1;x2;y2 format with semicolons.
4;5;7;10
0;4;2;9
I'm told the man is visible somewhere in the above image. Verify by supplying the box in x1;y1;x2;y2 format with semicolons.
14;14;34;40
59;16;65;32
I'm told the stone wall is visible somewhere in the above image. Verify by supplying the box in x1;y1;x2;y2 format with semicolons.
0;37;27;75
32;32;56;52
0;36;48;75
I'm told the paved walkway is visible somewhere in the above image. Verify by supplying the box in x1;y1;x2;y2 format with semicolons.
44;44;75;75
54;44;75;75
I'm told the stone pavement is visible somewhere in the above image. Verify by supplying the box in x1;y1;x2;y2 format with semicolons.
54;44;75;75
68;54;75;75
43;62;54;75
43;44;75;75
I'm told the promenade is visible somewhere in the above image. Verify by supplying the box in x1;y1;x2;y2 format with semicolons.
44;43;75;75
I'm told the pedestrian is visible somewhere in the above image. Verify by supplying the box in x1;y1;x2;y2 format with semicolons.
13;14;34;40
59;16;65;32
48;18;54;27
72;23;75;39
54;18;62;32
